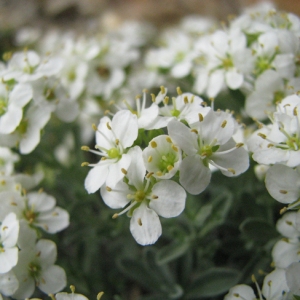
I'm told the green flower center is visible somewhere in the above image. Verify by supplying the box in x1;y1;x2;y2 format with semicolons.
273;90;285;104
134;190;146;202
24;208;38;224
17;119;28;135
286;134;300;151
158;153;177;173
107;147;120;159
44;87;56;101
222;57;234;70
28;262;41;279
171;109;181;117
255;57;271;73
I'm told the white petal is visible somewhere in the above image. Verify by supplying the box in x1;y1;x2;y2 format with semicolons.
286;262;300;296
112;110;138;148
27;192;55;213
149;180;186;218
225;70;243;90
84;162;110;194
0;247;18;273
38;265;66;294
36;239;57;268
106;154;131;188
1;212;19;248
37;207;69;233
262;269;289;299
0;105;22;134
0;270;19;296
265;164;300;203
224;284;256;300
101;180;130;209
127;146;145;189
56;292;89;300
10;84;32;107
207;70;224;98
130;202;162;245
179;156;211;195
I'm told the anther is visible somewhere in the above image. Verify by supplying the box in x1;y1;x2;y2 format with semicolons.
151;94;155;102
258;133;267;139
167;165;173;171
267;144;274;148
70;285;75;293
121;168;127;175
221;120;227;128
115;139;119;145
101;157;107;161
235;143;244;148
233;293;239;297
104;110;110;115
106;186;112;192
146;172;154;178
166;136;172;143
294;107;298;116
92;124;98;131
184;96;189;104
163;96;169;105
199;113;204;122
150;141;157;148
160;86;166;94
267;280;272;287
152;195;158;199
156;171;163;176
279;190;288;194
191;129;198;134
81;146;90;151
106;122;112;130
286;220;293;226
172;145;178;152
97;292;105;300
148;156;153;163
112;213;118;219
135;94;141;100
143;88;148;93
176;87;183;95
138;218;142;226
228;168;236;175
280;207;287;214
81;162;89;167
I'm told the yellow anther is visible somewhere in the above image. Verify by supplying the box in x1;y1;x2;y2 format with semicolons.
138;218;142;226
0;180;5;185
267;143;274;148
106;122;112;130
201;101;207;107
176;87;183;95
92;124;98;131
258;133;267;139
97;292;105;300
233;293;240;297
104;110;110;115
191;95;195;103
235;143;244;148
135;94;141;100
148;156;153;163
184;96;189;104
146;172;154;178
112;213;118;219
163;137;171;145
286;220;293;226
251;274;256;283
228;168;236;175
115;139;119;145
151;93;155;102
38;188;44;193
81;146;90;151
294;107;298;116
10;202;17;206
121;168;127;175
70;285;75;293
101;157;107;161
267;280;272;287
160;86;166;94
143;88;148;93
280;207;287;214
279;190;287;194
163;96;169;105
221;120;227;128
152;195;158;199
156;171;163;176
199;113;204;122
81;162;89;167
191;129;198;134
167;165;173;171
2;226;7;230
49;293;56;300
150;141;157;148
106;186;112;192
172;145;178;152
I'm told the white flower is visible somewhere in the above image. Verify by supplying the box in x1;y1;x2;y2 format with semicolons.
12;239;66;299
142;135;181;180
0;82;32;134
0;213;19;274
286;262;300;296
168;109;249;194
224;284;256;300
0;147;19;176
84;110;138;193
101;146;186;245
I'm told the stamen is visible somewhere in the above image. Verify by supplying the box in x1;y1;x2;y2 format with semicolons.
191;129;198;134
172;145;178;152
81;146;90;151
112;201;138;219
150;141;157;148
156;171;163;176
279;190;287;194
167;165;173;171
106;122;112;130
160;86;166;94
199;113;204;122
163;96;169;105
138;218;142;226
92;124;98;131
152;195;158;199
221;120;227;128
148;156;153;162
121;168;127;175
184;96;189;104
97;292;105;300
146;172;154;178
151;93;155;102
106;186;112;192
176;87;183;95
166;136;172;143
81;162;89;167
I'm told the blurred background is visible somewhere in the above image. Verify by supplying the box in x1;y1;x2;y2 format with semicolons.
1;0;300;32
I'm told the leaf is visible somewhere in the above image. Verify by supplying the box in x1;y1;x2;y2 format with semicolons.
293;295;300;300
239;218;279;243
156;237;191;265
185;267;241;298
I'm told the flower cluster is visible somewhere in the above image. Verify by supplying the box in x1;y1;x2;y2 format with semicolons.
83;88;249;245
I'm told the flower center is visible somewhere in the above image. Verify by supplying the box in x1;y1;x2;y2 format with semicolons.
273;90;285;104
158;153;176;173
24;207;38;224
134;190;146;202
17;119;28;135
286;134;300;151
44;87;56;101
171;109;181;117
28;262;41;280
222;57;234;70
107;147;120;159
256;57;271;73
96;66;110;79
